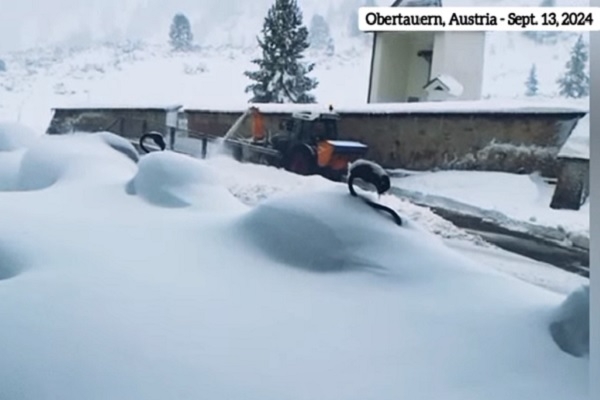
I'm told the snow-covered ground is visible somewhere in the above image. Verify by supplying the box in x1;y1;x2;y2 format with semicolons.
559;113;589;160
0;125;589;399
391;169;589;247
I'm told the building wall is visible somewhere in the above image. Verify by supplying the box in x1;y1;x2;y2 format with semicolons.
369;32;434;103
430;31;485;100
185;109;584;176
405;32;435;100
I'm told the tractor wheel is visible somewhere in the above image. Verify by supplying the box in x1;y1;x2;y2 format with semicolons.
286;147;316;176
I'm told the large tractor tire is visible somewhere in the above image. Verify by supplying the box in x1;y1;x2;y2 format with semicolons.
285;145;317;176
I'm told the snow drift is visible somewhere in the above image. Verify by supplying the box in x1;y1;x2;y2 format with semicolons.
0;122;38;152
0;131;589;400
0;149;26;191
126;151;245;211
96;131;140;163
0;122;40;190
550;284;590;358
15;132;137;191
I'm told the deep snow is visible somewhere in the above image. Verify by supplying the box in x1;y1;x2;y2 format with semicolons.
0;126;589;399
391;170;590;245
559;113;589;160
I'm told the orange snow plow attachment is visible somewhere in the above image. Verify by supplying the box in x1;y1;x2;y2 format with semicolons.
317;139;368;172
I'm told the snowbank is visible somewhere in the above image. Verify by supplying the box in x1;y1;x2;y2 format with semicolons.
15;132;137;191
208;155;334;205
96;131;140;163
392;170;589;240
127;151;245;211
237;188;422;273
0;241;29;281
0;149;26;191
0;132;589;400
550;285;590;358
207;157;586;294
0;122;39;151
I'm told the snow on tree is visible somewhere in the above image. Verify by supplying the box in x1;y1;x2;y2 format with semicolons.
169;13;194;51
309;14;334;53
557;35;589;99
525;64;538;96
244;0;318;104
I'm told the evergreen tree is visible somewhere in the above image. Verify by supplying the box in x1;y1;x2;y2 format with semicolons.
309;14;333;51
169;13;194;51
244;0;318;103
525;64;538;96
557;35;589;98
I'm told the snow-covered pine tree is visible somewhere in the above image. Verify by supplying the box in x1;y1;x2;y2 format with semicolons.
169;13;194;51
557;35;589;98
244;0;318;103
309;14;333;52
525;64;538;96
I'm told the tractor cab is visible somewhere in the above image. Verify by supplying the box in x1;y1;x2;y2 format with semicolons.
284;111;340;144
232;105;368;181
270;109;367;180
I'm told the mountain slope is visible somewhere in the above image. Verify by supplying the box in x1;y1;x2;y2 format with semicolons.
0;0;591;131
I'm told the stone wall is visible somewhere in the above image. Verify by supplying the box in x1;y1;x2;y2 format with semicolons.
45;106;584;177
185;109;584;175
46;107;180;140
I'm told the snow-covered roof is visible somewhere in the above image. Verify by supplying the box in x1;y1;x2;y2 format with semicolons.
52;104;183;111
292;110;340;120
184;99;587;115
423;74;464;97
558;114;589;160
185;103;339;115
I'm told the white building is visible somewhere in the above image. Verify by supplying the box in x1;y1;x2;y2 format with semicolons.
367;0;486;103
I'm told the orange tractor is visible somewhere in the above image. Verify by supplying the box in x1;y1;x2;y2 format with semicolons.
225;106;368;181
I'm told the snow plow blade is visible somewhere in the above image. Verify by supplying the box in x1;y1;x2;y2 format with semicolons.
317;140;368;174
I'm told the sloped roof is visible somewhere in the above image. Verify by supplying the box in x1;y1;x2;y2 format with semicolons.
423;74;464;96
